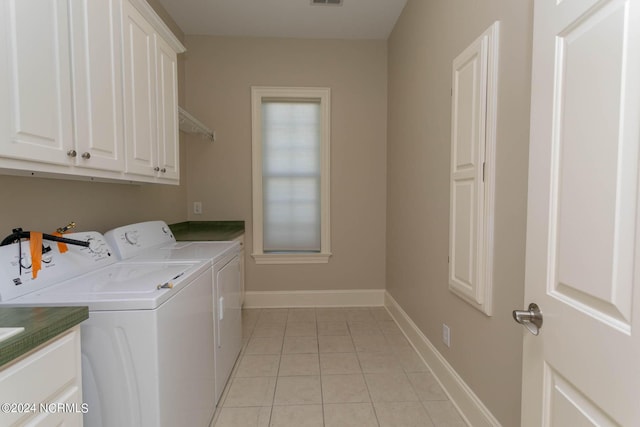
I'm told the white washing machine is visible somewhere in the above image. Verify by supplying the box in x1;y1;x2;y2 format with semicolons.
0;231;216;427
105;221;243;404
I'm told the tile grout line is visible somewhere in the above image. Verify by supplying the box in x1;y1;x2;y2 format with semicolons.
268;308;286;425
314;312;327;427
356;309;382;427
214;306;463;426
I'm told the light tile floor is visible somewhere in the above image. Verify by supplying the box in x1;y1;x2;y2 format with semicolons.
211;307;467;427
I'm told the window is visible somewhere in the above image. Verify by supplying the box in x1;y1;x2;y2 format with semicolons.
251;87;331;264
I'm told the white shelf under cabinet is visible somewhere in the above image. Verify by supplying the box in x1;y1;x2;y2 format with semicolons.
178;107;215;142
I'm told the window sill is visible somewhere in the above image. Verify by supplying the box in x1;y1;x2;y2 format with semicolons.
252;252;332;265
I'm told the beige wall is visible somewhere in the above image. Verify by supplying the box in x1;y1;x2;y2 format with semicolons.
145;0;184;43
183;36;388;292
0;149;188;234
386;0;533;425
0;0;188;235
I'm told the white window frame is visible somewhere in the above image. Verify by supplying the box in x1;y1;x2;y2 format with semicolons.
251;86;332;265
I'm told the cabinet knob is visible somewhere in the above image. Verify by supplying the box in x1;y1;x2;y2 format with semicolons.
153;166;160;172
67;150;77;158
160;168;167;173
81;152;91;159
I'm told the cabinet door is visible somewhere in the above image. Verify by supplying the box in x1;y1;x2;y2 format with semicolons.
122;0;157;177
0;328;82;427
70;0;125;172
0;0;74;166
155;36;180;181
24;387;83;427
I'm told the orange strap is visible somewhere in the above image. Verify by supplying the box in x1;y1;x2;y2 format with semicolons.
29;232;43;279
52;231;68;253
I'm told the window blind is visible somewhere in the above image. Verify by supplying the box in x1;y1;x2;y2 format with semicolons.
261;101;321;252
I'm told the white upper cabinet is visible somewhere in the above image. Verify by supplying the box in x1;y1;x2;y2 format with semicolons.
123;0;182;182
0;0;74;166
0;0;185;184
155;35;180;181
122;0;159;178
70;0;125;172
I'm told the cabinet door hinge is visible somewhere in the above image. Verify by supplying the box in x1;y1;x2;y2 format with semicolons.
482;162;486;182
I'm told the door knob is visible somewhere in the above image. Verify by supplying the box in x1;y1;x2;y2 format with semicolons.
513;303;543;335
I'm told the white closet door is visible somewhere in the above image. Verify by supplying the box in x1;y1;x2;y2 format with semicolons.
521;0;640;425
448;23;498;315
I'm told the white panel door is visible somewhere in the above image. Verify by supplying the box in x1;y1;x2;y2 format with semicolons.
122;0;157;178
155;35;179;181
0;0;73;165
70;0;125;172
449;23;498;316
449;35;487;306
522;0;640;425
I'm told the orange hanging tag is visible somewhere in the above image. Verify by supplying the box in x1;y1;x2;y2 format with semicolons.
30;232;43;279
52;231;68;253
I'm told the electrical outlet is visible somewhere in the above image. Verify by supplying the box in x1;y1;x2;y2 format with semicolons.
442;324;451;348
193;201;202;214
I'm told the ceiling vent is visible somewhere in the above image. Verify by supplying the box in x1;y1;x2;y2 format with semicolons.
311;0;343;5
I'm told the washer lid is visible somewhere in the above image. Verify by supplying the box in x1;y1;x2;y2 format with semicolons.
125;241;239;264
1;261;209;311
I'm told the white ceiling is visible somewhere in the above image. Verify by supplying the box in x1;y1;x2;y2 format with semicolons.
156;0;408;40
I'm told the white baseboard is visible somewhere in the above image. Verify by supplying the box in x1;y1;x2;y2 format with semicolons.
385;291;502;427
243;289;385;308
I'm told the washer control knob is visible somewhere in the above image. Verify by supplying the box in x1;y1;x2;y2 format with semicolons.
124;231;138;245
161;226;169;234
87;238;102;254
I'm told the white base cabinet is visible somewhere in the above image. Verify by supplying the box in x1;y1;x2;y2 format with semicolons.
0;0;184;185
0;327;83;427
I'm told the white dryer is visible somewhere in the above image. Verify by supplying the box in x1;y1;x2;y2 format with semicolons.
105;221;243;404
0;231;216;427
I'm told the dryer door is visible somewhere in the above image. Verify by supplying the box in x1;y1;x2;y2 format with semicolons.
214;254;242;403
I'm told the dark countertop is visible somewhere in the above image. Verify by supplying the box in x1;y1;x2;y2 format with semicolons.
0;306;88;367
169;221;245;241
